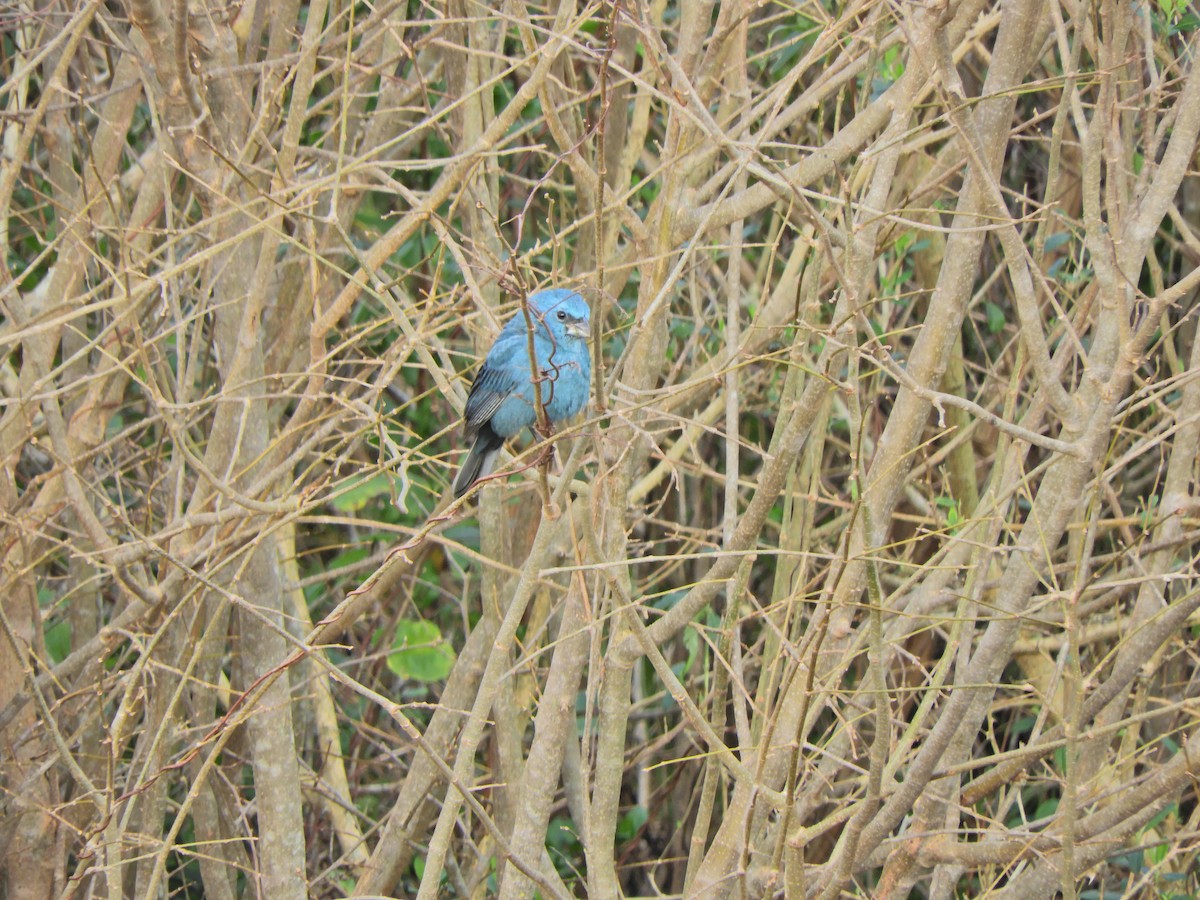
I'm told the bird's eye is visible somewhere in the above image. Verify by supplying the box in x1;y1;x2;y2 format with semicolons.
556;310;567;320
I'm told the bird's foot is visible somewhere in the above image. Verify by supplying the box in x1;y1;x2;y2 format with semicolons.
533;441;557;469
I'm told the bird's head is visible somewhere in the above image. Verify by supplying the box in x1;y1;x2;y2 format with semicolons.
531;289;590;341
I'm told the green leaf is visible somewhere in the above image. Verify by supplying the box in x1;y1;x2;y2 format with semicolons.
985;301;1006;335
1144;826;1168;866
387;619;456;682
616;805;648;841
328;546;370;571
1033;796;1059;820
45;620;71;664
682;623;701;675
1042;231;1071;253
935;495;961;530
1159;0;1187;22
332;473;395;513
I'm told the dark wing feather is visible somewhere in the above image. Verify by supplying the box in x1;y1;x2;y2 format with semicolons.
462;352;523;436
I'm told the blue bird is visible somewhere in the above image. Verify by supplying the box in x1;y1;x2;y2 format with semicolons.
453;289;591;498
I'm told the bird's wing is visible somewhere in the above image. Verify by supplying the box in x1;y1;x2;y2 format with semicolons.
463;367;515;431
463;339;530;434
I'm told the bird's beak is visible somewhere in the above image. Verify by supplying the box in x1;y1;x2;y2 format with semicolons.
566;321;589;339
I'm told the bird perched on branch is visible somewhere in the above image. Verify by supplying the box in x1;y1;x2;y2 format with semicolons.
452;288;591;498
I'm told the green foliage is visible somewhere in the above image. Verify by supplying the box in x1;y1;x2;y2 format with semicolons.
1157;0;1191;25
546;817;585;880
616;804;648;842
984;300;1006;335
331;472;401;513
387;619;456;682
934;494;961;531
44;620;71;664
762;13;821;81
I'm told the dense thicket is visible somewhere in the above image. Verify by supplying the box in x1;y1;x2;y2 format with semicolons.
2;2;1199;897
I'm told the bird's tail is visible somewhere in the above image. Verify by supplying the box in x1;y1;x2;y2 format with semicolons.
453;434;502;498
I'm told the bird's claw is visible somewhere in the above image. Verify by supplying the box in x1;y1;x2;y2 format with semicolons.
534;442;557;468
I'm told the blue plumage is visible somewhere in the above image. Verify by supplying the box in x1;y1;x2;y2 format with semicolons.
452;289;591;497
